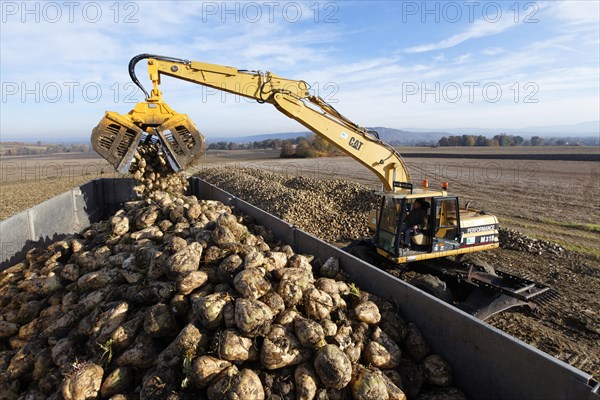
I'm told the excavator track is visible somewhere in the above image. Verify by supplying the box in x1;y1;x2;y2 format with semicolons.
417;258;552;319
346;242;552;320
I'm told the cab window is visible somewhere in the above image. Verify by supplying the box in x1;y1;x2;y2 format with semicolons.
377;197;401;254
434;197;460;240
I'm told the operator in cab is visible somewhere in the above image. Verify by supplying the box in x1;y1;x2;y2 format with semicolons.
401;199;429;247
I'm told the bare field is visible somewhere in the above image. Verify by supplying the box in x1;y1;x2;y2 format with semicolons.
1;147;599;378
397;145;599;156
0;153;118;220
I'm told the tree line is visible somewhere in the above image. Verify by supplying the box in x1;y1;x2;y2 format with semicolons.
207;138;285;151
279;135;342;158
437;134;576;147
207;133;594;154
3;143;92;156
207;135;343;158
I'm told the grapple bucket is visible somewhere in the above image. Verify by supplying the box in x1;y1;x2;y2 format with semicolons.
91;111;143;174
92;99;206;173
156;113;206;172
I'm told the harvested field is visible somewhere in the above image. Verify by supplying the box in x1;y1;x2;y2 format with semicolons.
0;151;276;220
0;153;117;220
192;150;600;258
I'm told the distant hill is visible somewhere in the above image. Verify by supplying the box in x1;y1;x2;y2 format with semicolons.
367;127;447;145
205;131;311;144
403;121;599;137
205;128;447;145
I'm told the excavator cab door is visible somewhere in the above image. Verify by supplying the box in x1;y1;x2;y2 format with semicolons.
431;196;462;252
375;196;405;256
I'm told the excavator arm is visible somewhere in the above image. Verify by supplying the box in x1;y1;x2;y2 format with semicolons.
92;54;410;191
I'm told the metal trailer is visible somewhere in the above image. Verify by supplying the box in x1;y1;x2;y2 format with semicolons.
0;178;598;400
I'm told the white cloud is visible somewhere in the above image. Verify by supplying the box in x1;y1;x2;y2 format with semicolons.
544;1;600;48
405;17;519;53
481;47;505;56
550;0;600;27
453;53;472;64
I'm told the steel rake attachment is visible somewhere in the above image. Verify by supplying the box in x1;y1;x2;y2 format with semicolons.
531;289;560;306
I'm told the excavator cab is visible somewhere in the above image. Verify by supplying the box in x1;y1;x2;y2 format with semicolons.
374;194;466;259
369;192;550;319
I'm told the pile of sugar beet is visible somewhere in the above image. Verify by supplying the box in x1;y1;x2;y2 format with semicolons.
0;145;467;400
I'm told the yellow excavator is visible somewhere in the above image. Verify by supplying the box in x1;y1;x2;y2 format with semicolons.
92;54;550;318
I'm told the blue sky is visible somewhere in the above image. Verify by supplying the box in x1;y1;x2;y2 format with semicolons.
1;0;599;140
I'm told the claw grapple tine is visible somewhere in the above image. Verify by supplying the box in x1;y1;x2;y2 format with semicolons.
155;113;206;172
92;102;207;174
532;289;560;305
91;112;143;174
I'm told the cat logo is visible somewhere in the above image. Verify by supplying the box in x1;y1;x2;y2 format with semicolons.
349;137;364;151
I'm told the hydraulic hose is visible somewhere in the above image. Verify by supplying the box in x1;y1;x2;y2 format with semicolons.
128;53;189;99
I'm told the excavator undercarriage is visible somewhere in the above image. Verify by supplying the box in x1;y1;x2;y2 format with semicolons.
347;242;553;320
412;258;553;320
